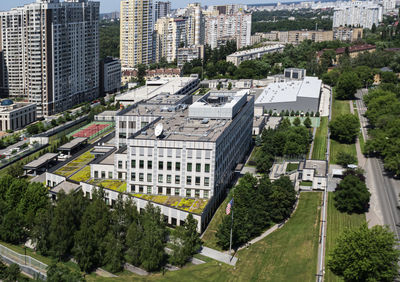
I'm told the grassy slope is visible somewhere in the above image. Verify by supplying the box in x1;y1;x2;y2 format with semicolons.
330;98;357;164
324;192;366;282
312;116;328;160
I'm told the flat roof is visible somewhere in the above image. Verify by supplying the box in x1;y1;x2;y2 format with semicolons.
58;137;88;151
51;181;80;194
116;77;197;104
227;44;284;58
24;153;58;169
255;76;322;105
96;111;119;117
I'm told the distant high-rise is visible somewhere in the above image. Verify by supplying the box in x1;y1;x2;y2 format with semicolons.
0;0;100;116
155;17;186;63
184;3;205;47
333;1;382;29
120;0;154;68
154;1;171;20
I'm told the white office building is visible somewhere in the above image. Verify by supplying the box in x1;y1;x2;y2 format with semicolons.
333;1;383;29
0;0;100;116
101;57;121;95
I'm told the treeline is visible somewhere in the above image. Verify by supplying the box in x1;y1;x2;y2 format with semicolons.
0;262;26;282
0;175;201;274
216;174;296;249
363;83;400;175
252;18;333;34
253;118;312;173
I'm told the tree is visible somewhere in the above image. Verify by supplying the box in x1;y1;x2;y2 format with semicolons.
336;151;357;167
333;174;370;213
0;210;26;244
31;208;53;256
227;82;232;90
328;224;399;282
329;114;359;143
137;64;146;86
303;116;312;128
125;220;143;267
268;176;296;222
3;264;21;282
381;71;398;84
47;263;85;282
293;117;301;126
336;72;362;100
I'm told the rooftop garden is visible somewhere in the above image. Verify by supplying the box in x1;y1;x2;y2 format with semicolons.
69;166;91;182
132;193;209;214
55;150;95;177
88;179;127;193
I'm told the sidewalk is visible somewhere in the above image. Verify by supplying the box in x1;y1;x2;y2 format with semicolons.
199;246;237;266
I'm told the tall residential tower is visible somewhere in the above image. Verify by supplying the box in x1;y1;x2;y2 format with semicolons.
0;0;100;116
120;0;154;68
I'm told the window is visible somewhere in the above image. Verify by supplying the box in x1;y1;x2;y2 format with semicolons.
204;190;209;198
175;188;180;196
128;121;135;129
139;173;144;182
166;187;171;195
175;175;180;184
167;161;172;170
118;160;123;169
101;171;105;178
158;186;163;194
139;160;144;169
205;164;210;173
167;175;172;184
130;185;135;192
158;174;163;183
204;177;210;186
118;172;123;179
195;190;200;197
186;176;192;185
131;160;136;168
108;172;113;178
147;160;152;169
195;177;201;185
147;186;152;194
147;173;152;182
159;148;164;157
139;186;144;193
187;162;192;172
176;162;181;171
159;161;163;170
196;150;201;159
94;171;98;178
131;173;136;181
119;132;126;138
141;121;148;128
196;163;201;172
186;189;191;197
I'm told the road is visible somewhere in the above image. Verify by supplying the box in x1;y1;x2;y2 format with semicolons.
355;90;400;239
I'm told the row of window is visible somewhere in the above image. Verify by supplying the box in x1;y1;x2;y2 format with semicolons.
131;185;209;198
131;172;210;186
128;160;210;173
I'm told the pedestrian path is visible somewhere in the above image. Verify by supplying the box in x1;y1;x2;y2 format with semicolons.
199;246;237;266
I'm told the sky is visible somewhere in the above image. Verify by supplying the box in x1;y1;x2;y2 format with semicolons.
0;0;283;13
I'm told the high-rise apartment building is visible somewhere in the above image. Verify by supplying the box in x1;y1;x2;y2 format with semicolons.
0;0;100;116
120;0;154;68
154;1;171;20
383;0;396;13
205;12;252;49
184;3;205;46
155;17;186;63
333;1;382;29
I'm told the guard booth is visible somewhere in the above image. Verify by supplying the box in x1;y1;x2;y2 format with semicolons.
23;153;59;176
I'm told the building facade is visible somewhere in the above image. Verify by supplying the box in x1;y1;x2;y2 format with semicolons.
0;0;100;116
184;3;205;47
226;45;285;66
333;1;382;29
100;57;121;95
177;45;204;67
154;1;171;21
120;0;154;68
155;17;186;63
205;12;252;49
333;27;363;42
0;100;36;131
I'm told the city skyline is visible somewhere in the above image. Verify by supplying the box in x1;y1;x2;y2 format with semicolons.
0;0;295;13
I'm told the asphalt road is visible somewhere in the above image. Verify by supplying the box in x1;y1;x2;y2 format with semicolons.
356;90;400;239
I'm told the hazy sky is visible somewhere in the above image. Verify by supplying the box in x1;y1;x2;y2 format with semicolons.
0;0;282;13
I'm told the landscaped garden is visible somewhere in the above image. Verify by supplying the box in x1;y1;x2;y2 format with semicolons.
286;162;299;172
69;166;91;182
325;192;366;282
88;179;127;193
55;150;95;177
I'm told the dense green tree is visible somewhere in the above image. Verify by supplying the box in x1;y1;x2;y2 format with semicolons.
125;220;143;266
303;117;312;128
381;71;398;84
329;114;359;144
3;264;21;282
333;174;370;214
335;72;362;100
47;263;85;282
0;210;26;243
102;231;125;273
31;208;53;256
328;224;399;281
336;151;357;167
293;117;301;126
268;177;296;222
137;64;146;86
354;66;374;88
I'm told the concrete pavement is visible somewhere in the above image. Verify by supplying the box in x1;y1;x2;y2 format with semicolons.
199;246;237;266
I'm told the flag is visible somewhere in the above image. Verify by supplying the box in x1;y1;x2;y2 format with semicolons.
226;199;234;215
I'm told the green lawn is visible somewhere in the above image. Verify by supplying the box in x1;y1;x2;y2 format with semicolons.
325;192;366;282
332;96;350;119
201;192;232;251
312;117;328;160
286;162;299;172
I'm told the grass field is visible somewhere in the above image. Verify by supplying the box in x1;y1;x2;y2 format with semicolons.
332;96;350;119
325;192;366;282
312;117;328;160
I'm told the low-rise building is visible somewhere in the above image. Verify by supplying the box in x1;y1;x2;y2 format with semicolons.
226;45;285;66
333;27;363;42
0;100;36;131
201;79;253;89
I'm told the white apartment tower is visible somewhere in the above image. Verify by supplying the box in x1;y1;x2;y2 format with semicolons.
0;0;100;116
120;0;154;68
333;1;383;29
205;12;252;49
184;3;205;46
155;17;186;63
154;1;171;20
